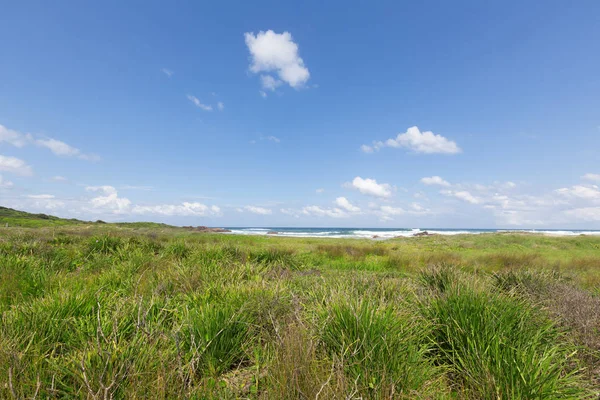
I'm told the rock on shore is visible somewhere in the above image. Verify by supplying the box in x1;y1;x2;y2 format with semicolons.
183;226;231;233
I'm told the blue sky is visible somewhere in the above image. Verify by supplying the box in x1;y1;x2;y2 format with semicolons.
1;0;600;228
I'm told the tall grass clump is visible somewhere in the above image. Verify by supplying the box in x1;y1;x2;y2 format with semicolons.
422;286;587;398
87;235;124;255
419;264;461;293
182;300;254;376
319;299;444;397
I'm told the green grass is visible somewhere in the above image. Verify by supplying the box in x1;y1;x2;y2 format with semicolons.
0;224;599;398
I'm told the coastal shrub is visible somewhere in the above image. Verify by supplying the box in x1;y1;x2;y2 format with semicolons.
182;300;254;376
419;264;460;293
87;235;124;255
422;287;586;398
319;299;443;396
162;241;190;259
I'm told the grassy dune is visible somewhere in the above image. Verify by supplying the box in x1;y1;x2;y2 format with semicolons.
1;225;599;398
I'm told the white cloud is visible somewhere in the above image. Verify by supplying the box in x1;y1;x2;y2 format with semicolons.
86;186;131;214
302;205;347;218
260;75;282;91
360;144;374;154
349;176;392;198
421;176;451;187
51;175;67;182
362;126;461;154
555;185;600;201
161;68;173;77
257;135;281;143
121;185;154;191
217;102;224;111
1;123;98;161
316;188;325;194
582;173;600;183
0;174;14;188
244;205;272;215
0;155;33;176
187;95;213;111
245;30;310;89
26;194;65;210
441;190;481;204
132;202;221;217
334;197;360;213
259;91;268;98
280;208;301;218
264;135;280;143
0;124;30;147
35;138;77;157
565;207;600;222
380;205;406;216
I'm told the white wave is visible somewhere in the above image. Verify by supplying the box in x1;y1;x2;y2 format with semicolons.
517;230;600;236
226;228;600;239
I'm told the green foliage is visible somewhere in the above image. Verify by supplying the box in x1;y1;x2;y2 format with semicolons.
422;286;587;398
0;226;598;398
182;299;254;376
319;299;443;396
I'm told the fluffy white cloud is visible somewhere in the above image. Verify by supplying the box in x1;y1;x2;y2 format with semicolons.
0;155;33;176
316;188;325;194
51;175;68;182
161;68;173;77
132;202;221;217
217;102;225;111
334;197;360;212
421;176;451;187
0;123;98;160
362;126;461;154
441;190;481;204
28;194;55;199
302;205;347;218
582;173;600;183
349;177;392;198
244;205;272;215
187;95;213;111
86;186;131;214
245;30;310;89
0;174;14;188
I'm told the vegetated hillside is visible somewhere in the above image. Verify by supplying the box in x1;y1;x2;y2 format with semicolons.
0;206;85;227
0;206;173;229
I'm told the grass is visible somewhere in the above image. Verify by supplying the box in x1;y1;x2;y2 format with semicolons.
0;222;599;398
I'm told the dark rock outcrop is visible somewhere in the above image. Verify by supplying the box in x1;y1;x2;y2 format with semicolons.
185;226;231;233
414;231;432;237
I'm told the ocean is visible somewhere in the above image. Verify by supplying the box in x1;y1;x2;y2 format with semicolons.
224;228;600;239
